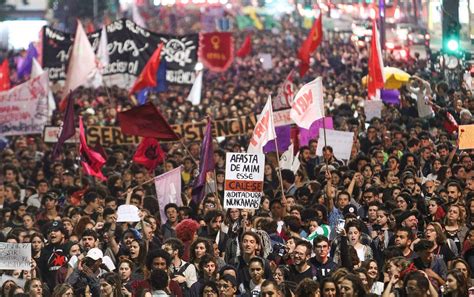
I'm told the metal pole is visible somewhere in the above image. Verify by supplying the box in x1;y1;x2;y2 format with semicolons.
379;0;386;51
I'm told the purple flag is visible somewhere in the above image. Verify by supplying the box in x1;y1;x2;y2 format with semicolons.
299;117;334;146
52;93;75;159
192;118;215;204
155;167;183;225
381;89;400;105
17;43;38;80
263;125;291;153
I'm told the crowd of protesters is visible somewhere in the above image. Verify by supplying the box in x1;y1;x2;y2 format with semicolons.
1;7;474;297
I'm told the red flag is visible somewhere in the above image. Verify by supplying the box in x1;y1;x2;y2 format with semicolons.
0;59;11;91
93;140;108;160
298;15;323;77
129;43;163;95
133;137;165;172
199;32;234;72
79;116;106;181
117;102;180;140
236;35;252;58
367;19;385;100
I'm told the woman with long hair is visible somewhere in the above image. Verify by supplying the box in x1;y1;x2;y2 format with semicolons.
362;259;384;295
190;254;219;296
320;277;339;297
344;220;373;263
450;258;474;287
52;283;74;297
263;163;279;191
129;239;147;278
100;272;124;297
445;204;468;254
444;269;469;297
29;233;44;261
189;237;212;271
118;259;135;288
426;197;446;223
425;222;457;264
339;273;366;297
24;278;43;297
273;265;290;285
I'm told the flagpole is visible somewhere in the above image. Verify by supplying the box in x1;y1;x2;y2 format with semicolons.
208;116;221;202
273;137;286;203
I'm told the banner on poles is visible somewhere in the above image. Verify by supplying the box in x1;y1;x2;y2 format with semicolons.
42;19;199;86
199;32;234;72
0;243;31;270
224;153;264;209
43;114;257;145
0;72;50;136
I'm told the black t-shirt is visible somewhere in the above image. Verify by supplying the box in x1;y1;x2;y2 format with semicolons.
309;257;339;280
287;264;316;284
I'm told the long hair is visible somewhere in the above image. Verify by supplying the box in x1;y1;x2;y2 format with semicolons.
446;269;468;297
100;272;124;297
189;237;212;265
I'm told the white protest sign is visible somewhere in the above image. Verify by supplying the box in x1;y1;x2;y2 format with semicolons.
364;100;383;122
0;243;31;270
258;53;273;70
224;153;264;209
316;129;354;160
0;72;50;136
116;205;141;222
43;126;80;143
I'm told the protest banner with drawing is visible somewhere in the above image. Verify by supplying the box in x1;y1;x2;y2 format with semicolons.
224;153;264;209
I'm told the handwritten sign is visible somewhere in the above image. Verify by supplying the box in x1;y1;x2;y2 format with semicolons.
224;153;264;209
116;205;140;222
0;73;50;136
316;129;354;160
43;126;80;143
364;100;383;122
459;125;474;150
0;243;31;270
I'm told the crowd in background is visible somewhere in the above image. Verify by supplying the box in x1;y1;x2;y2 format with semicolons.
0;9;474;297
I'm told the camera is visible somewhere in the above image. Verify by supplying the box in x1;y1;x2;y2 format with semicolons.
273;243;287;257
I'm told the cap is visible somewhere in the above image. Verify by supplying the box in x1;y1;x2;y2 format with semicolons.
86;248;103;261
343;204;357;217
47;221;65;234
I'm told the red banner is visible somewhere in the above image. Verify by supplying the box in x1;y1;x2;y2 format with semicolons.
199;32;234;72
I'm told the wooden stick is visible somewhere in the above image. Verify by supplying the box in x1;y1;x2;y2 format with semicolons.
273;137;286;201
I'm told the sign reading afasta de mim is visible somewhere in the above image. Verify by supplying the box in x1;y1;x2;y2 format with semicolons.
224;153;264;209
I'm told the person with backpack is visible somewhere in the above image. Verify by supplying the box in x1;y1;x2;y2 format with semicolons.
162;238;197;297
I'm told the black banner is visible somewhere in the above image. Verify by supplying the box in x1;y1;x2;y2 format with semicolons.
42;19;199;85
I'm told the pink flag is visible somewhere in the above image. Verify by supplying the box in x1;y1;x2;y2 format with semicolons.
59;20;98;111
79;116;106;181
367;19;385;100
290;77;325;129
154;167;183;225
247;96;276;153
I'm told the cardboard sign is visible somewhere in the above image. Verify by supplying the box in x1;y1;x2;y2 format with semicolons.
459;125;474;150
43;126;80;143
224;153;264;209
364;100;383;122
0;243;31;270
116;205;140;222
316;129;354;160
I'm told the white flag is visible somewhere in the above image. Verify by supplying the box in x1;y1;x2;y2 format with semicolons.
97;26;109;69
290;77;325;129
154;167;183;225
186;71;203;105
280;143;294;170
63;20;97;97
291;152;301;174
31;58;55;117
132;4;146;28
247;96;276;153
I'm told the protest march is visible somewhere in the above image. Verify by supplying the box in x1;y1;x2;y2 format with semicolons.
0;2;474;297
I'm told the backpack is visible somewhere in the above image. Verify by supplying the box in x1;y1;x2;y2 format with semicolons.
171;262;191;297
